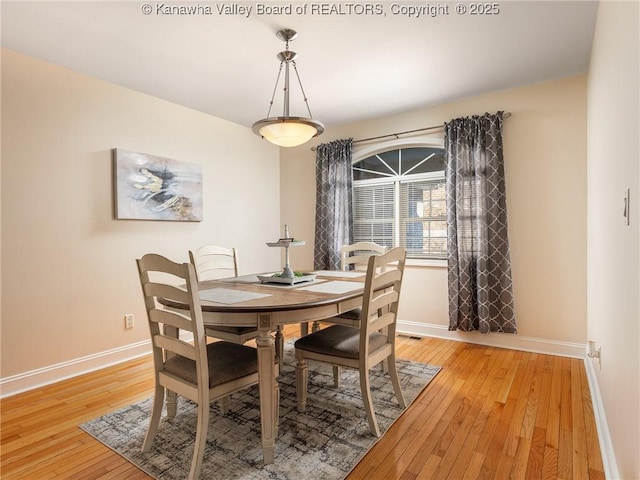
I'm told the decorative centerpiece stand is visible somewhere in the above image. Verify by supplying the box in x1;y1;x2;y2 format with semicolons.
258;225;316;285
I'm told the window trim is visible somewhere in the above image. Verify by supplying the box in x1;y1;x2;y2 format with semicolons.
351;137;444;162
351;138;447;267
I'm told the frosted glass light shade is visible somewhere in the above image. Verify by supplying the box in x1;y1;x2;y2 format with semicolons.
253;117;325;148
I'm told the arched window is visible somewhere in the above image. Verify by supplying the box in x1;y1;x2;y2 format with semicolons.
352;146;446;260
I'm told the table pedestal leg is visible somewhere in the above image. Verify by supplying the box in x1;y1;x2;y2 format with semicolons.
256;322;277;464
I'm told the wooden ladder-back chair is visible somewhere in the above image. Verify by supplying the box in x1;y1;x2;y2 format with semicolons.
137;253;278;479
294;247;407;437
189;244;284;364
304;242;388;336
188;245;258;345
334;241;388;326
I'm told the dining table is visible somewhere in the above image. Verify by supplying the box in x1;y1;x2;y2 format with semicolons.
160;270;369;465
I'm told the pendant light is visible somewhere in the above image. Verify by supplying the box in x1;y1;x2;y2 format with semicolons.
252;29;324;148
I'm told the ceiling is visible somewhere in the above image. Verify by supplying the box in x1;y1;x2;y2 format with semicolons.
1;1;598;129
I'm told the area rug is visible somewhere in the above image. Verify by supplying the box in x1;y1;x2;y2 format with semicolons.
80;342;440;480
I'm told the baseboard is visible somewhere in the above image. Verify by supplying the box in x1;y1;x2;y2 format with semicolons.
0;331;193;399
0;339;151;399
583;357;620;480
397;319;586;358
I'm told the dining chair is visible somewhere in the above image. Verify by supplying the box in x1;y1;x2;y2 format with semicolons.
189;244;284;367
303;242;388;336
189;245;259;345
136;253;278;479
188;244;239;282
294;246;407;437
334;241;389;325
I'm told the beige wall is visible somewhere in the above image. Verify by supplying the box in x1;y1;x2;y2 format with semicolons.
0;49;282;380
281;75;588;345
587;1;640;478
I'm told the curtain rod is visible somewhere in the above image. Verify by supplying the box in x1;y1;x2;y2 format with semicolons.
310;111;511;151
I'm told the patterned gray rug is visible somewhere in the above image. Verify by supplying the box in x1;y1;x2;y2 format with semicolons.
80;342;440;480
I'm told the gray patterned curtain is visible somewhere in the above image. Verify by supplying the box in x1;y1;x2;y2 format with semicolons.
314;138;354;270
445;112;516;333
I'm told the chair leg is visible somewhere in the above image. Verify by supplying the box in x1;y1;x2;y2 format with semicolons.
332;366;341;388
142;384;165;452
312;321;320;333
295;356;308;412
166;389;178;418
380;326;389;373
219;395;230;415
381;359;388;373
189;400;209;480
299;322;309;337
359;368;380;437
387;353;407;408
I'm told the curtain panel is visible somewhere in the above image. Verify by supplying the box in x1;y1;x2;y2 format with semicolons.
314;138;354;270
445;112;516;333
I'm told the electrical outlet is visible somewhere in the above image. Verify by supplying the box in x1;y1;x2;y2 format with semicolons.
587;340;602;369
124;314;135;329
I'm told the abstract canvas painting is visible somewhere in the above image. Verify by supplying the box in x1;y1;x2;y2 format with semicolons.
113;149;203;221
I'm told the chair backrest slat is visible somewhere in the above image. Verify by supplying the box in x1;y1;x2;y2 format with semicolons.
153;334;197;361
369;311;397;332
369;290;399;314
144;282;191;304
372;268;402;290
149;309;193;334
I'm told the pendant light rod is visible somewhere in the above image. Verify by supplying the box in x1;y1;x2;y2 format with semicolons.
291;61;315;119
283;55;290;117
265;62;284;119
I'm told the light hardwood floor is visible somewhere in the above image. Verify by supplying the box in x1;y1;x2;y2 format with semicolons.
1;325;605;479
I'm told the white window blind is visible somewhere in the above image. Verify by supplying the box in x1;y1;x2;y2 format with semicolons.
400;179;447;259
353;182;394;249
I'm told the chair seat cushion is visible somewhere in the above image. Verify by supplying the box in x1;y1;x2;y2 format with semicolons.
335;307;361;321
164;341;258;388
294;325;387;359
